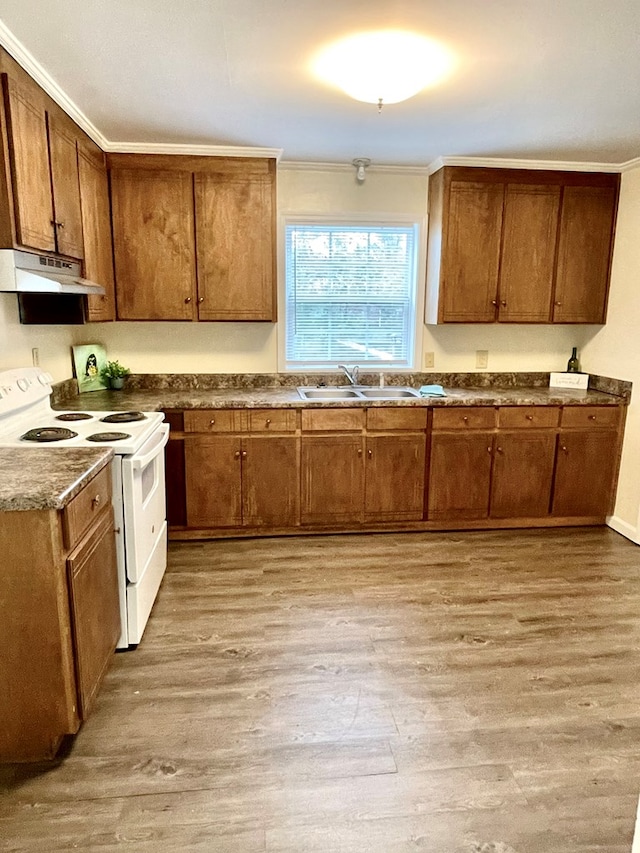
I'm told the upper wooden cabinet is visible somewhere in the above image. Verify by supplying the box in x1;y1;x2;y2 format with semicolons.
425;166;619;325
109;154;277;322
77;139;116;322
1;73;84;259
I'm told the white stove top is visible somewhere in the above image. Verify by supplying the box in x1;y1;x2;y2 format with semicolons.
0;367;164;455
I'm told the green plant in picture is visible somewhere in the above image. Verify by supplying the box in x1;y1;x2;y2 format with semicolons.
100;360;131;389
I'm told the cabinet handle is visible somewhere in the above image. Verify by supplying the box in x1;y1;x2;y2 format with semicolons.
588;414;597;421
367;449;373;459
491;300;498;307
241;451;247;459
496;446;503;453
185;297;192;304
209;418;215;426
265;418;272;426
462;416;469;423
500;300;507;307
526;415;534;421
357;448;363;457
234;450;241;460
561;445;569;453
198;297;204;303
51;220;64;229
554;301;562;307
91;494;101;508
487;446;492;454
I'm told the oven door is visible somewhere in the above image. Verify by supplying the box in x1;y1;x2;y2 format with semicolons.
121;423;169;583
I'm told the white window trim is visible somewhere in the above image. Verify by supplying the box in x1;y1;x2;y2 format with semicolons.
277;213;426;373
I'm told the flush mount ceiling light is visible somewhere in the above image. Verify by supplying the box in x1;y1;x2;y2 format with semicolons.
313;29;454;110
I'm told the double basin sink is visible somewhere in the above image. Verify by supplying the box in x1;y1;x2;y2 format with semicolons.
298;386;420;401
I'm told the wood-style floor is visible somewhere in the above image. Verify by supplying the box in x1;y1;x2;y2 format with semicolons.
2;527;640;852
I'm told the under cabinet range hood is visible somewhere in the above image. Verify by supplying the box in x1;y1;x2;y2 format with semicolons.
0;249;105;296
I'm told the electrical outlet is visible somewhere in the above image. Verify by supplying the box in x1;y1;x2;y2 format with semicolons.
423;351;435;369
31;347;39;367
476;350;488;369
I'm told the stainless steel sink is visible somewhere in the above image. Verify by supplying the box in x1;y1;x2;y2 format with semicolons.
298;387;361;399
297;386;420;400
358;387;420;399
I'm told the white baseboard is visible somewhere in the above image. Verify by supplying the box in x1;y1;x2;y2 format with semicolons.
633;795;640;853
606;515;640;544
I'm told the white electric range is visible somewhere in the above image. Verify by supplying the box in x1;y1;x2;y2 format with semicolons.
0;367;169;649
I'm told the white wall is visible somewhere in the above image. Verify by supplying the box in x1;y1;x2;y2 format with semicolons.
0;293;79;380
581;166;640;539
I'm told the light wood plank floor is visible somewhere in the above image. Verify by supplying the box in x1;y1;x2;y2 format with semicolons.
2;527;640;852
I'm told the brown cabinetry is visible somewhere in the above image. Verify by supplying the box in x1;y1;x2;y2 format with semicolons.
0;463;119;761
426;167;619;325
1;73;84;258
552;406;622;517
109;154;277;322
182;409;299;530
77;139;116;322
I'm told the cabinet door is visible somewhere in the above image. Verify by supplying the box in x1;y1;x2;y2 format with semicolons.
428;433;493;520
498;184;560;322
490;432;556;518
184;435;242;527
67;509;119;719
2;74;55;252
78;140;115;321
301;436;364;525
553;186;617;323
242;436;300;528
47;113;84;259
195;171;276;320
552;431;618;517
111;169;196;320
441;181;503;322
364;433;426;522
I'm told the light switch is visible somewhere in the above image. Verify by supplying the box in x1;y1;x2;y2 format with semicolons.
476;350;488;369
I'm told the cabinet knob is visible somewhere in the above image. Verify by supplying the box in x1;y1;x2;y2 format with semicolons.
91;494;101;508
561;445;569;453
496;446;503;453
234;450;241;460
487;446;492;454
209;418;215;426
491;300;498;307
241;450;247;459
367;449;373;459
265;418;271;426
589;414;597;421
185;297;192;304
357;448;363;457
500;300;507;307
554;301;562;307
526;415;534;421
198;297;204;303
51;220;64;228
462;416;469;423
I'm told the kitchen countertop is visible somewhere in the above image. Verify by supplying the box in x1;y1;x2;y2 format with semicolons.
0;448;113;512
53;385;625;412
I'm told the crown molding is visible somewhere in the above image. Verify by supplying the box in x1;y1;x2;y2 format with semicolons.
620;156;640;173
104;141;283;159
428;154;640;175
0;18;109;149
279;160;430;176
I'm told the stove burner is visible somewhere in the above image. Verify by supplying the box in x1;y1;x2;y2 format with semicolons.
101;411;147;424
21;427;78;442
55;412;94;422
86;431;131;442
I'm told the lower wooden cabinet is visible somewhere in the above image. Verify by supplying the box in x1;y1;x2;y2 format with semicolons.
0;464;119;762
167;402;625;539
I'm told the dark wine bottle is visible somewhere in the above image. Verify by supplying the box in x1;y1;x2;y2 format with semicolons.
567;347;580;373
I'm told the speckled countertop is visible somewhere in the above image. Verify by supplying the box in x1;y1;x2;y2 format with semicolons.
0;448;113;512
53;384;625;412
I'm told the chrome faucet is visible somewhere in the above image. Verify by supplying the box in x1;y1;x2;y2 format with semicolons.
338;364;360;386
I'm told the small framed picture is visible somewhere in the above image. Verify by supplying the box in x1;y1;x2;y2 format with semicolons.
72;344;109;393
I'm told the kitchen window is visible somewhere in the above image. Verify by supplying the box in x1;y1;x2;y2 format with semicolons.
284;220;420;370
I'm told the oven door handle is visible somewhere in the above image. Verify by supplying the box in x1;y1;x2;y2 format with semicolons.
130;423;170;470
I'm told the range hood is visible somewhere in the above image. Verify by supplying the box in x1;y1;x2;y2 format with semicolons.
0;249;105;296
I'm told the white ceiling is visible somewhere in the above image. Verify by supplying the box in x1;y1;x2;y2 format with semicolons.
1;0;639;167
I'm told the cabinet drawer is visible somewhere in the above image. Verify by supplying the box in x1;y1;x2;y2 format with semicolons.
366;407;428;431
248;409;297;433
301;408;365;432
63;464;112;549
560;406;620;429
432;407;496;430
498;406;559;429
184;409;246;433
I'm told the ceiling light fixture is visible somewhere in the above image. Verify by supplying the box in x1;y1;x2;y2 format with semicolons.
313;29;454;111
353;158;371;182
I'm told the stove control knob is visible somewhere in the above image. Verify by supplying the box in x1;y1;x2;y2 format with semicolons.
17;379;29;391
38;374;49;385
